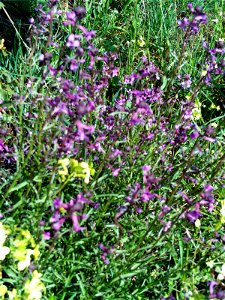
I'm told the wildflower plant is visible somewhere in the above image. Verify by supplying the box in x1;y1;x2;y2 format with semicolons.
0;0;224;299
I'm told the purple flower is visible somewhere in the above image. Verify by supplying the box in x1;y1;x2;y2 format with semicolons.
181;74;192;89
52;102;69;115
77;25;96;42
142;165;151;175
43;232;51;240
75;120;95;141
48;64;57;76
158;205;171;218
203;126;216;142
163;221;172;232
140;189;155;202
199;184;215;211
50;194;92;233
178;4;207;34
71;213;86;232
99;244;113;265
112;168;120;177
208;281;217;298
53;197;63;209
186;210;202;223
74;6;86;20
65;11;76;25
66;34;80;49
115;206;127;219
70;59;78;71
190;129;200;140
215;290;225;300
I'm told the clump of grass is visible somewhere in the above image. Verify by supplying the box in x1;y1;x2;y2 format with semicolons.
0;0;224;299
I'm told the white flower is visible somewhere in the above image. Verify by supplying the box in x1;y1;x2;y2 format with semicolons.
0;246;10;260
218;264;225;280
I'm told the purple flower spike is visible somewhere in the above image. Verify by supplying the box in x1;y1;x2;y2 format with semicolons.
178;4;207;34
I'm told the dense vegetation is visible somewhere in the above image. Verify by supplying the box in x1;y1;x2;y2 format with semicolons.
0;0;224;299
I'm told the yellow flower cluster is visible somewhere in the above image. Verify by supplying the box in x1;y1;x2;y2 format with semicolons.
12;229;40;271
58;158;95;184
0;223;45;299
24;271;46;300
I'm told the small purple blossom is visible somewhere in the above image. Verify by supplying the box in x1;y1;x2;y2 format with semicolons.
199;184;215;211
64;11;76;26
66;34;80;49
181;74;192;89
186;209;202;223
43;232;51;240
99;244;114;265
158;205;171;219
208;281;218;298
77;25;96;42
74;6;86;20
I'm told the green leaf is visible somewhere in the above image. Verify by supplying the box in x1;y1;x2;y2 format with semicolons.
0;88;8;101
9;181;28;193
0;2;5;9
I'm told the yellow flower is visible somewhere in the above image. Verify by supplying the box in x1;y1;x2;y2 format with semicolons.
21;229;35;248
58;158;70;182
0;39;8;56
138;36;145;47
192;99;202;121
210;122;218;128
0;223;10;260
24;271;45;300
13;238;28;250
58;158;95;184
33;245;40;260
206;260;214;268
220;200;225;224
7;289;19;300
210;103;220;111
17;249;35;271
201;69;208;77
195;219;201;228
0;284;7;297
12;230;39;271
0;39;6;51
